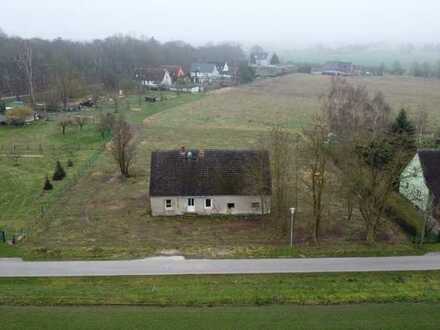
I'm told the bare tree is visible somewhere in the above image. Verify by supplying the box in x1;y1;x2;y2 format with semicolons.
322;78;413;243
301;115;330;243
269;125;294;232
74;116;89;130
58;116;73;135
111;116;136;177
96;112;115;139
414;108;429;146
16;41;35;107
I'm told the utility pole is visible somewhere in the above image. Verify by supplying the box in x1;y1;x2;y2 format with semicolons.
289;207;296;248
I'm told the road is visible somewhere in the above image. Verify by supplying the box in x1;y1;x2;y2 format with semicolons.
1;255;440;277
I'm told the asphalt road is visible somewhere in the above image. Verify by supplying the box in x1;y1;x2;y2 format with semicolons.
1;255;440;277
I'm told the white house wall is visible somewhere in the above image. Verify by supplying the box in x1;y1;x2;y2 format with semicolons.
400;154;430;211
151;195;271;216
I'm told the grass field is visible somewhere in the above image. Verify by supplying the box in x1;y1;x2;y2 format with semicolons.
3;303;440;330
2;74;440;259
0;121;104;231
1;272;440;306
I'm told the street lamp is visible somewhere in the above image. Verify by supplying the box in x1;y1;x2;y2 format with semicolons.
289;207;296;248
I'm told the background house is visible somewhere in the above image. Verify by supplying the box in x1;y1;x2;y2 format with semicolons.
190;63;220;84
149;149;272;216
400;150;440;232
136;67;174;88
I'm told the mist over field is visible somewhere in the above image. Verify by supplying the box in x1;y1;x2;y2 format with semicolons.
2;0;440;46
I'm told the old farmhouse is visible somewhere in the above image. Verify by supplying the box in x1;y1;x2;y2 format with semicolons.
149;149;272;216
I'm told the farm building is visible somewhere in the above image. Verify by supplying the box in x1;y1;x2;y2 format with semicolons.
400;150;440;231
314;61;354;76
149;148;272;216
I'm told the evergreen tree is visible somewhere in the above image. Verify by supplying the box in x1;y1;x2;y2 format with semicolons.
238;63;256;84
43;176;53;191
270;53;280;65
67;159;74;167
52;161;66;181
391;109;416;137
390;109;417;190
391;60;405;75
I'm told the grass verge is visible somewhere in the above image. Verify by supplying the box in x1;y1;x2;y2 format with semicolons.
1;272;440;306
2;303;440;330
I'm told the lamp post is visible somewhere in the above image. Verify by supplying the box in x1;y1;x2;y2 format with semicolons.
289;207;296;248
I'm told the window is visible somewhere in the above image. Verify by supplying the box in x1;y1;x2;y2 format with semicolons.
165;199;173;210
252;202;260;209
205;199;212;209
227;203;235;209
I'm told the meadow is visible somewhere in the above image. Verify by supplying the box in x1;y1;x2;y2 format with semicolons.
3;303;440;330
2;74;440;259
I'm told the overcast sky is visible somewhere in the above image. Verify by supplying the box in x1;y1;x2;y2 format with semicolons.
2;0;440;47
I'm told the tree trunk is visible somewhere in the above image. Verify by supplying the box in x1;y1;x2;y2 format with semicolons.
366;222;376;243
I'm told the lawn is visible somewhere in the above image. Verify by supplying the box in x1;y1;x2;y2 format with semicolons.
19;74;440;259
3;74;440;259
0;121;104;231
1;272;440;306
2;303;440;330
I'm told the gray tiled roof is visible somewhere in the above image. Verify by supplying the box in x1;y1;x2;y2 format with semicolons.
190;63;217;73
419;149;440;201
150;149;272;196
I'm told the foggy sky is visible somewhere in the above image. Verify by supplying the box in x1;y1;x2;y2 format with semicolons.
2;0;440;47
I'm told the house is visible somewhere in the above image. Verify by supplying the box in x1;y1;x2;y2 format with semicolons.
149;148;272;216
320;61;354;76
190;63;220;84
250;52;274;66
400;150;440;230
161;65;185;81
136;67;174;88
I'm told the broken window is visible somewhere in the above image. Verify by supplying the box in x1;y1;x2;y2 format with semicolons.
205;199;212;208
165;199;173;209
227;203;235;209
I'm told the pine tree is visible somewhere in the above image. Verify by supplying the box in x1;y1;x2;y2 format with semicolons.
52;161;66;181
270;53;280;65
390;109;417;190
43;176;53;191
391;109;416;136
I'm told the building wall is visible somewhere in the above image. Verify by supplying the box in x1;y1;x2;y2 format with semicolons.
151;195;271;216
400;154;430;211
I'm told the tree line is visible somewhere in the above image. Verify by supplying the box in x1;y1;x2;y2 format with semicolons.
0;30;246;99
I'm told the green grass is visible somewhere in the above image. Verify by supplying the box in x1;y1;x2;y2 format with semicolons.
2;303;440;330
1;272;440;306
0;121;104;230
4;74;440;259
11;74;440;259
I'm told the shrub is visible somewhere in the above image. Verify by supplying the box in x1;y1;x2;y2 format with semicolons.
67;159;74;167
43;176;53;191
6;106;33;125
52;161;66;181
